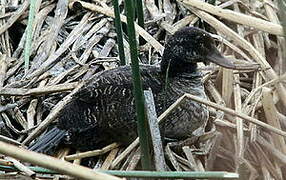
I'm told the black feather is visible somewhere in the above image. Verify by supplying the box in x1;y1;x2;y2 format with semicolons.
28;127;66;154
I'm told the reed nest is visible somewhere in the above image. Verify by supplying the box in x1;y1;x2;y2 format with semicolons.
0;0;285;179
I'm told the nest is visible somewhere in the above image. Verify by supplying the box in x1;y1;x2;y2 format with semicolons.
0;0;285;179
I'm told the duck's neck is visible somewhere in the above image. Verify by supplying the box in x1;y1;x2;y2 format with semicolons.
160;57;197;77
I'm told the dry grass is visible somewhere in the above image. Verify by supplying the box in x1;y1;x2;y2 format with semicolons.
0;0;285;179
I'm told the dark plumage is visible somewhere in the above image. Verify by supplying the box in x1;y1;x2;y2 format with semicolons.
29;27;234;153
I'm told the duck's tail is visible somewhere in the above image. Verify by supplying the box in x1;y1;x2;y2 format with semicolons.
28;127;66;154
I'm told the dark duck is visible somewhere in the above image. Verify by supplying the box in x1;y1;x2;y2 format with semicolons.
29;27;235;153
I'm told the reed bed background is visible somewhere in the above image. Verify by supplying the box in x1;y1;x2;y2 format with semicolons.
0;0;285;179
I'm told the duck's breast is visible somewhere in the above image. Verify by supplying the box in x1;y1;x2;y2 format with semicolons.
154;74;209;139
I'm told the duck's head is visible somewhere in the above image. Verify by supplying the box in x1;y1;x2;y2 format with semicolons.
161;27;235;76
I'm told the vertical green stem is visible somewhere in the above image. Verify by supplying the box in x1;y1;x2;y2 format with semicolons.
112;0;126;65
136;0;145;44
136;0;144;28
24;0;36;74
124;0;152;170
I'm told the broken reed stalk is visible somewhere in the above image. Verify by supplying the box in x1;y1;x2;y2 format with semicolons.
182;146;200;171
278;0;286;36
183;93;286;137
5;157;35;178
261;88;286;154
0;0;29;35
144;90;167;171
277;0;286;74
179;0;283;36
0;104;17;113
125;0;153;170
242;73;286;110
112;0;126;65
165;144;182;171
233;73;244;168
0;82;78;96
0;54;8;87
257;136;286;165
64;143;120;161
0;141;121;180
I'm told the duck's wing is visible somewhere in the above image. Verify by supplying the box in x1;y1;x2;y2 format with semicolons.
73;65;163;104
59;65;163;145
63;65;163;126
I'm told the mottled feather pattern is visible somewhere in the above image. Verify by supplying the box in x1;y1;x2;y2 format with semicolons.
30;27;220;152
58;65;208;147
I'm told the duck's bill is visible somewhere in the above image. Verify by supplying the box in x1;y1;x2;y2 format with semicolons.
206;48;236;69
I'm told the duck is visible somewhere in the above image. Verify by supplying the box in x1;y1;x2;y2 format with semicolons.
29;27;235;153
